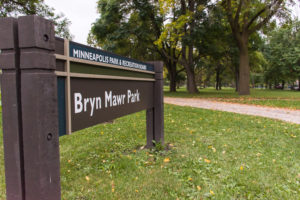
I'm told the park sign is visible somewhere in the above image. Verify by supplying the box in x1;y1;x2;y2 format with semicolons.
56;40;158;135
0;16;164;200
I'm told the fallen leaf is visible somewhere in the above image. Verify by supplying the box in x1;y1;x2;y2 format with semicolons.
204;159;211;163
85;176;90;182
197;185;202;191
111;181;115;193
164;158;170;163
256;153;262;157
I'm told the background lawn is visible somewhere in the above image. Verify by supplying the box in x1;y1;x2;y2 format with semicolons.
164;87;300;110
0;104;300;199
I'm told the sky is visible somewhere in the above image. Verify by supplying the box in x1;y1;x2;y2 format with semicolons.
45;0;300;45
45;0;99;44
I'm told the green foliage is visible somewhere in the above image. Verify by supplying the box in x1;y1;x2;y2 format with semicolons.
90;0;161;60
263;19;300;83
0;0;73;39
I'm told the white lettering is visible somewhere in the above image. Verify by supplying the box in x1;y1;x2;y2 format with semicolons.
73;49;79;58
127;90;131;103
74;93;83;114
96;97;101;109
105;91;112;107
84;98;89;112
89;98;95;117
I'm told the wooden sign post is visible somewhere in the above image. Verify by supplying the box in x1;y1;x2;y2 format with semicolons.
0;16;164;200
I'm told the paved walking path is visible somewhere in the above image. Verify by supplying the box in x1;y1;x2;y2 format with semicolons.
164;97;300;124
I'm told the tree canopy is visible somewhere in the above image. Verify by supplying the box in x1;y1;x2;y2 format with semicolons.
89;0;299;93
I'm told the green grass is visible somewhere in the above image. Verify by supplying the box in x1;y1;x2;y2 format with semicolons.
1;105;300;199
165;87;300;109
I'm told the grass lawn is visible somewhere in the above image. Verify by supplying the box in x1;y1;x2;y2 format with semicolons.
1;104;300;199
164;87;300;110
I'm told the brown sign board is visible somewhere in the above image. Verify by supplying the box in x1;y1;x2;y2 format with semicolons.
71;78;154;132
0;16;164;200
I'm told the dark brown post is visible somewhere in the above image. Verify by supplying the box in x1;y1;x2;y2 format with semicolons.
0;16;61;200
146;61;164;147
0;17;25;200
18;15;61;200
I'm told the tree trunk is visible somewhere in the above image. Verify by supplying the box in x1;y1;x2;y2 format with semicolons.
169;72;176;92
238;35;250;95
282;80;285;90
168;62;177;92
186;67;198;93
216;67;220;90
235;64;239;92
298;77;300;91
164;57;177;92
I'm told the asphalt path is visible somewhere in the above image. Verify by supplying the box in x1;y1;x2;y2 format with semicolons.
164;97;300;124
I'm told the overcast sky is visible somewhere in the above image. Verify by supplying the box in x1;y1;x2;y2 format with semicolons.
45;0;98;44
45;0;300;45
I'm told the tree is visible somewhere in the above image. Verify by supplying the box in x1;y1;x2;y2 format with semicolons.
263;19;300;90
193;3;239;91
155;0;211;93
221;0;292;95
0;0;72;39
90;0;184;92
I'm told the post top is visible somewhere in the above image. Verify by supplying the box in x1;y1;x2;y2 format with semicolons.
146;61;164;73
0;17;18;50
18;15;55;50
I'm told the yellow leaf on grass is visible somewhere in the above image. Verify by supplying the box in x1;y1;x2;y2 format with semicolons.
197;185;202;191
212;147;216;152
111;181;115;193
204;159;211;163
164;158;170;163
210;190;214;195
85;176;90;182
240;166;244;171
188;177;192;181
